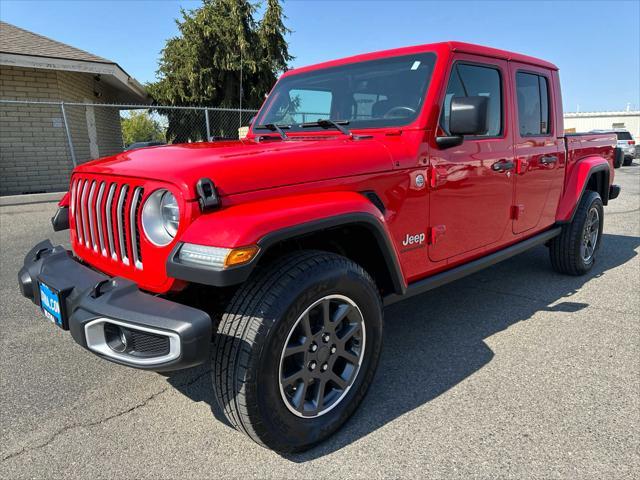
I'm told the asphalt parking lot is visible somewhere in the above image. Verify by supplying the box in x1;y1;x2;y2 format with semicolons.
1;163;638;479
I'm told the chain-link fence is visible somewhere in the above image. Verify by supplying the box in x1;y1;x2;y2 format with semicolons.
0;100;258;196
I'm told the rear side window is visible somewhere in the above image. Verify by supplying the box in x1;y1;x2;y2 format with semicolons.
516;72;551;136
616;131;632;140
440;63;502;137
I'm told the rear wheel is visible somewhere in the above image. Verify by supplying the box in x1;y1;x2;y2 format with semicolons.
212;251;383;452
614;149;623;168
623;155;633;166
549;190;603;275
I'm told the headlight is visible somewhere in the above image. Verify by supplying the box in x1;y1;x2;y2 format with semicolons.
141;189;180;246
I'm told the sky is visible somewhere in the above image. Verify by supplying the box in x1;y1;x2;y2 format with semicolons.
1;0;638;112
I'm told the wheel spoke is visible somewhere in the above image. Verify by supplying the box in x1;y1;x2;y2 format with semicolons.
281;370;304;388
283;342;307;358
329;372;349;390
340;349;360;365
332;303;351;325
300;313;312;338
322;299;331;329
292;379;308;411
315;378;328;411
338;322;360;343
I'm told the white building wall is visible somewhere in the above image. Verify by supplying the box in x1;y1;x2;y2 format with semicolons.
563;111;640;140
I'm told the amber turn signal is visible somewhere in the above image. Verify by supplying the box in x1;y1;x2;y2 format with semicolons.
224;246;260;268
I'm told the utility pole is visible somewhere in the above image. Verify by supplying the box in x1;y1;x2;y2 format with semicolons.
239;39;243;128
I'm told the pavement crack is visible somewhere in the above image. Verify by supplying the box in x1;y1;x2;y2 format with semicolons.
1;369;211;463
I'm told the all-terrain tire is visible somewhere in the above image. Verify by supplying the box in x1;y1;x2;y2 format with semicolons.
212;250;383;452
549;190;604;275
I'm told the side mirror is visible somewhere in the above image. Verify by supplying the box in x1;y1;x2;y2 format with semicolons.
450;96;489;136
436;96;489;149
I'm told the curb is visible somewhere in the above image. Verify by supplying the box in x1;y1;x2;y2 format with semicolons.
0;192;65;207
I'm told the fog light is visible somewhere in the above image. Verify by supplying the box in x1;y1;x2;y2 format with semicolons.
104;323;132;353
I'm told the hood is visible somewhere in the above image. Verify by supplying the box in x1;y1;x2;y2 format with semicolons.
75;137;393;199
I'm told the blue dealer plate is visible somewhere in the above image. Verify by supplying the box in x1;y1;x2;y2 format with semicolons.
39;282;63;327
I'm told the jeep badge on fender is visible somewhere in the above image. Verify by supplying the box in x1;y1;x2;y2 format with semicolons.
402;233;426;246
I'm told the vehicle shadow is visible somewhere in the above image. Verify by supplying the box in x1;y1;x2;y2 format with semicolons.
166;232;639;461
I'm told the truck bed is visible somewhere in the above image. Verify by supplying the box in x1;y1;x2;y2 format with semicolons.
563;132;616;183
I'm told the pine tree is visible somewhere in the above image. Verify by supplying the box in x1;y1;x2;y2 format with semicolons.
147;0;292;141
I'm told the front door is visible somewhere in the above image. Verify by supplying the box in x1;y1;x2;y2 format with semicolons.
429;57;515;262
511;64;564;234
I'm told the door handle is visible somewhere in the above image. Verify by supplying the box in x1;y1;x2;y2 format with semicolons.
491;159;515;172
540;155;558;165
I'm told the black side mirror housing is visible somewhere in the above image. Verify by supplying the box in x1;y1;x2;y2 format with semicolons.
449;96;489;136
436;96;489;149
435;135;464;149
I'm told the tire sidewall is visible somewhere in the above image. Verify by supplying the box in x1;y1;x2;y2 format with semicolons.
249;259;382;451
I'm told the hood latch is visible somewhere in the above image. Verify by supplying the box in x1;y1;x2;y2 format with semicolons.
196;178;220;212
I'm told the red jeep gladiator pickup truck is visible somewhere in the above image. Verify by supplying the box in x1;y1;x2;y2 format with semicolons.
19;41;620;452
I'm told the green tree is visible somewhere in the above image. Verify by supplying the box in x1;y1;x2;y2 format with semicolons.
147;0;291;141
121;111;165;146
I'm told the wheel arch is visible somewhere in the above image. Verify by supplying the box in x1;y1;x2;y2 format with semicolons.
556;159;611;223
255;213;406;296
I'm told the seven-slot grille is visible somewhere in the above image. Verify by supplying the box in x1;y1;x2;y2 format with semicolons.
70;177;144;269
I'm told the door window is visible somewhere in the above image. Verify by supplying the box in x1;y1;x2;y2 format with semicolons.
440;63;503;137
516;72;551;136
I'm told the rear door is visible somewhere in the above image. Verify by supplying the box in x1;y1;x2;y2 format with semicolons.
428;56;515;262
511;64;564;233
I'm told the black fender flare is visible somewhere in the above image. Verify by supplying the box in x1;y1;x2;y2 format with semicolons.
560;162;611;225
167;212;406;294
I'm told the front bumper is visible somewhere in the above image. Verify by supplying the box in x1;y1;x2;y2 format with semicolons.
18;240;212;372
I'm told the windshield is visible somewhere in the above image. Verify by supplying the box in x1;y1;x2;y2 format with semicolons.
254;52;436;132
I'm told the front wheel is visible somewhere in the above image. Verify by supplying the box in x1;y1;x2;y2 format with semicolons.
212;251;383;452
549;190;604;275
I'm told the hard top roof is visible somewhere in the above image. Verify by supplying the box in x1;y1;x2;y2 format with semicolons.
282;41;558;78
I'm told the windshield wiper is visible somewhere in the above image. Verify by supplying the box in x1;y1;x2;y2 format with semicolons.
256;123;290;140
301;119;372;140
301;119;352;137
